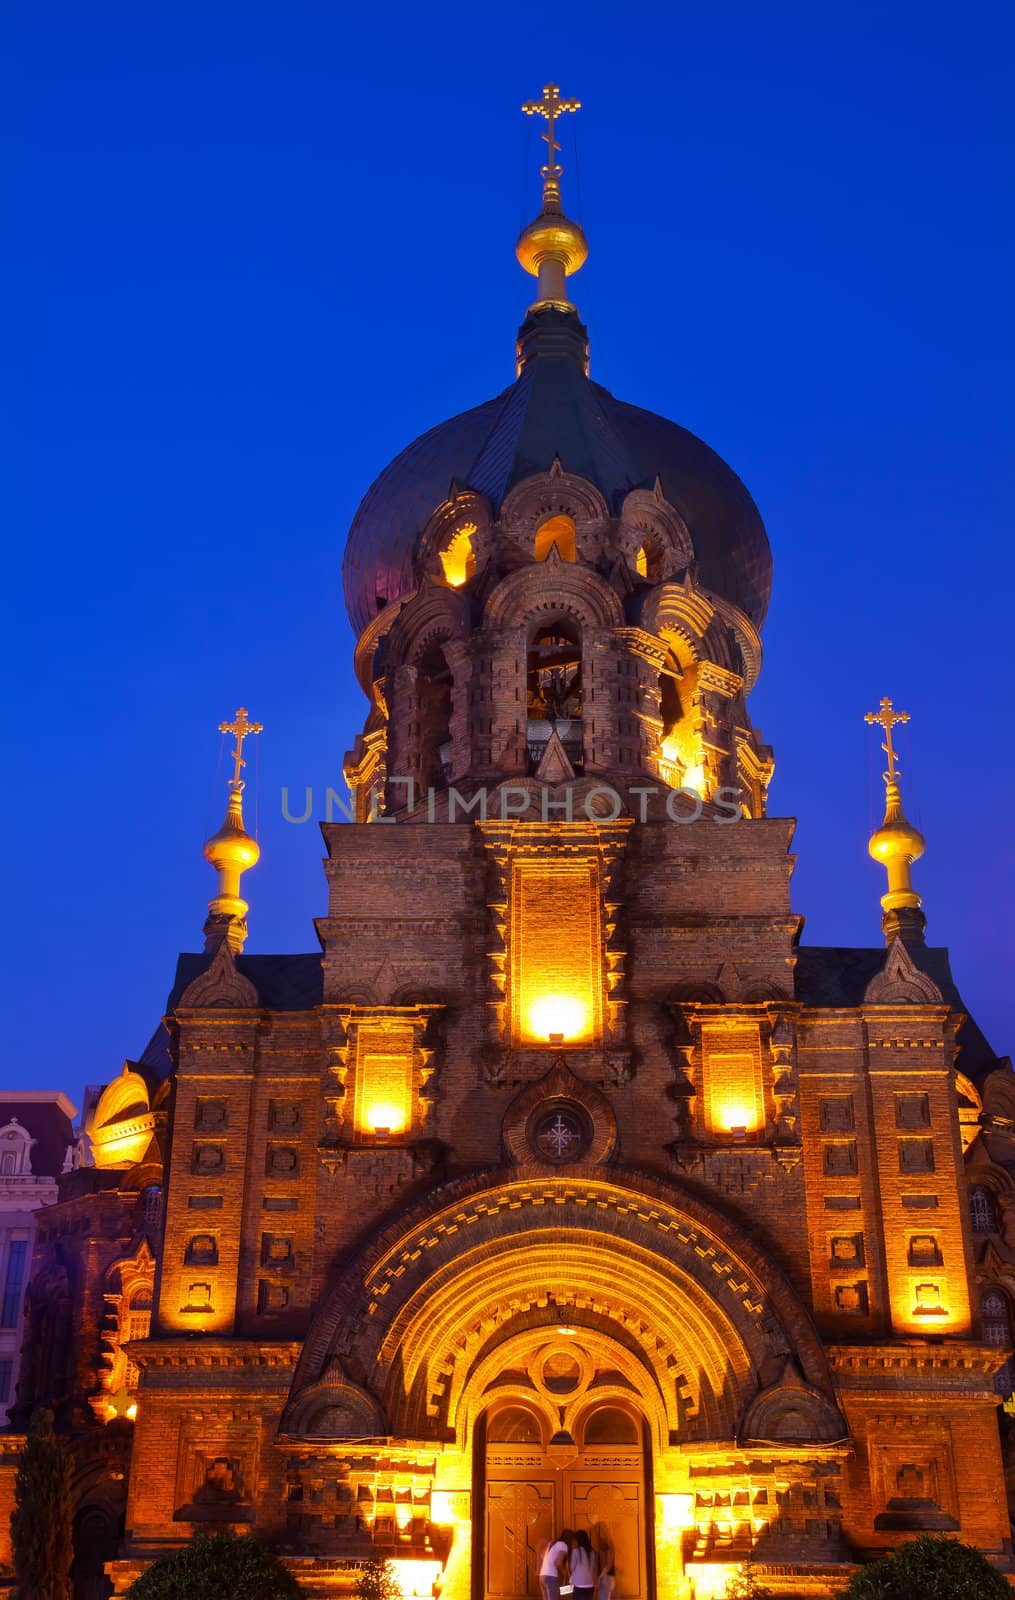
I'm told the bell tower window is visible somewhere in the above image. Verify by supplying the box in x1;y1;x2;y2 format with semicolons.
527;622;583;773
439;524;476;588
534;514;576;562
417;641;453;790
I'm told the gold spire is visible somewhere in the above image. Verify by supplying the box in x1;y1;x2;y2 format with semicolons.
202;706;263;954
516;82;588;312
864;697;926;945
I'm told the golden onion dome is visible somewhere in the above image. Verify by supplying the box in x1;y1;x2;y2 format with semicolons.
868;812;925;867
203;792;260;873
515;207;589;279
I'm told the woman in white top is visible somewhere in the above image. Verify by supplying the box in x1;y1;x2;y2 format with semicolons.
538;1528;572;1600
569;1529;598;1600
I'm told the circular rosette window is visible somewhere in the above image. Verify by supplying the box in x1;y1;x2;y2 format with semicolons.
527;1100;592;1165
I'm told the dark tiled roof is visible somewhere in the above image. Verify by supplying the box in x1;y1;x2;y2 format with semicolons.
342;310;772;634
136;1022;174;1083
166;952;324;1013
795;945;998;1084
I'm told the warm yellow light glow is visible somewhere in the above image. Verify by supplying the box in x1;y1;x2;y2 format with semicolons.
430;1491;468;1527
527;994;589;1043
367;1102;406;1135
682;762;707;796
660;734;680;764
686;1563;741;1600
390;1558;442;1598
126;1403;137;1420
716;1100;756;1135
635;545;649;578
440;525;476;587
534;514;577;562
659;1492;695;1531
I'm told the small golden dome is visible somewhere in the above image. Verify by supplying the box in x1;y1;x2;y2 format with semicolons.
203;792;260;873
868;813;925;867
516;208;589;279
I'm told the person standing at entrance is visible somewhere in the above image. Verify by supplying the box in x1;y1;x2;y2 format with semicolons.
569;1529;597;1600
539;1527;572;1600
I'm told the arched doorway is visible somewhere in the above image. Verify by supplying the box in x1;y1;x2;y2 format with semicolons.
476;1339;652;1600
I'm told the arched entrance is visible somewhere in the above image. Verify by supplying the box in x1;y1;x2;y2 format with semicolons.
283;1168;847;1600
477;1356;652;1600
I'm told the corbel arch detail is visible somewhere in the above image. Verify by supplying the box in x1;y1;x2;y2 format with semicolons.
484;564;625;632
500;466;611;558
283;1166;842;1453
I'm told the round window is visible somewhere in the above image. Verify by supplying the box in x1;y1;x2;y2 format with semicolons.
528;1101;591;1164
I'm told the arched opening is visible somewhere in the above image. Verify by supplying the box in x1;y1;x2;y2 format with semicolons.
534;514;577;563
526;620;583;774
440;525;477;588
982;1288;1015;1399
970;1185;998;1234
477;1364;650;1600
581;1404;640;1446
487;1402;546;1445
658;670;682;758
634;538;664;583
416;640;454;791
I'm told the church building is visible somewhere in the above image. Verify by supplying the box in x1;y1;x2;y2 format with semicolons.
13;87;1013;1600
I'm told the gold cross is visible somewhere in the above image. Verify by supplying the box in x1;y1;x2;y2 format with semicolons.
521;82;581;185
864;696;909;782
218;706;263;790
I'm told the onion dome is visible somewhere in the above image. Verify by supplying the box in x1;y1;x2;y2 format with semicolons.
864;698;927;945
202;708;262;954
342;308;772;635
342;85;772;637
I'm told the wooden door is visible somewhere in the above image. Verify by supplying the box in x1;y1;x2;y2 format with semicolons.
484;1441;646;1600
566;1461;645;1599
485;1459;556;1598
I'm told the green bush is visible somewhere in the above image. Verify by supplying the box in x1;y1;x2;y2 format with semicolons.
10;1408;73;1600
353;1559;403;1600
724;1565;772;1598
125;1533;305;1599
841;1534;1011;1599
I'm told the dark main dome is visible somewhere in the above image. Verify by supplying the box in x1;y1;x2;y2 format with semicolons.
342;311;772;635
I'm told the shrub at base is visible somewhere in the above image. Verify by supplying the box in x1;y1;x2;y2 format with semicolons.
724;1565;772;1599
841;1534;1012;1599
354;1559;404;1600
124;1532;306;1599
10;1407;73;1600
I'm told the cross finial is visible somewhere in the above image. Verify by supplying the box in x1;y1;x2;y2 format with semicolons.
864;696;909;784
521;82;581;192
218;706;263;791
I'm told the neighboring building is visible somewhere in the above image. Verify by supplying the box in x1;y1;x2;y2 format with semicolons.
0;1091;76;1426
4;92;1012;1600
7;1046;167;1600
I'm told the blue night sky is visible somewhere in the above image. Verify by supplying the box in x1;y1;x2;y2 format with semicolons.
5;2;1013;1106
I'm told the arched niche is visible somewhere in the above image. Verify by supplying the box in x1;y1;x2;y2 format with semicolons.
580;1404;641;1447
485;1401;547;1445
535;513;577;563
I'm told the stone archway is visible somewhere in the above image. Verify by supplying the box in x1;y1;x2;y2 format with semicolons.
472;1332;655;1600
281;1167;847;1598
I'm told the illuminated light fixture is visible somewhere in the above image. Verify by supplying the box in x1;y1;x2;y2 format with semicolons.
126;1403;137;1421
367;1103;404;1138
528;994;589;1044
660;734;680;764
718;1102;755;1137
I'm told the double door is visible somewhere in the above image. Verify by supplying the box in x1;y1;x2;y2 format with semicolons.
484;1446;645;1599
